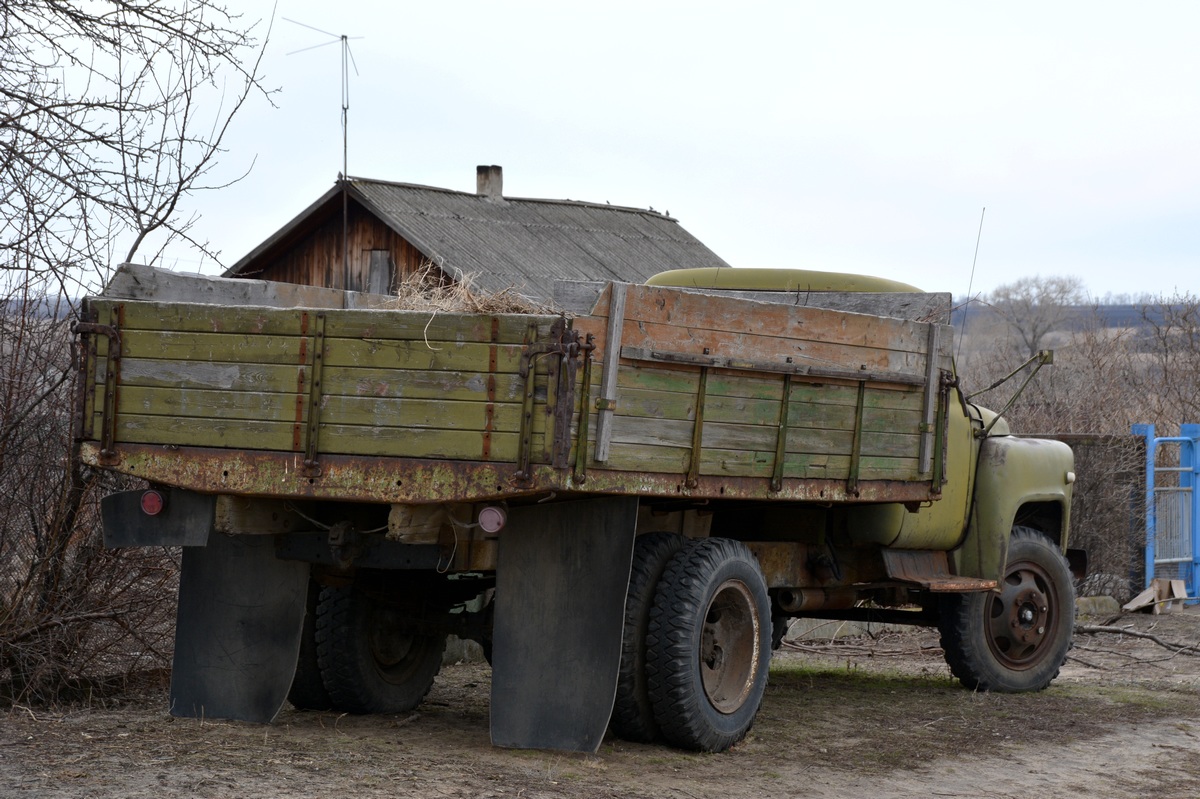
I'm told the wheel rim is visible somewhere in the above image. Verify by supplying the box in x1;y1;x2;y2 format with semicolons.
368;606;420;683
986;557;1061;669
700;579;761;714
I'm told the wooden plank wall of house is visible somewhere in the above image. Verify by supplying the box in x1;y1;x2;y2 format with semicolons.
235;200;425;294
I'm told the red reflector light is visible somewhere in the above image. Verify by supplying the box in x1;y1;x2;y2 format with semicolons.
140;490;165;516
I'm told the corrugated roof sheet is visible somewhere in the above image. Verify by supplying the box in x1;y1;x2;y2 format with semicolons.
347;178;731;297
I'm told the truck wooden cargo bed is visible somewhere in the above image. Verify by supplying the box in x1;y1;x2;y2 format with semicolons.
77;272;955;506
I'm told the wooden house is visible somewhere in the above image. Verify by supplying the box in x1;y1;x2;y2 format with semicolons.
224;166;733;301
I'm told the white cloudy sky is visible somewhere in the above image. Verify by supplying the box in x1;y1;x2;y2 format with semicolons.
168;1;1200;300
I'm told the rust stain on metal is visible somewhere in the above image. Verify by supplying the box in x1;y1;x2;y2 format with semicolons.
80;441;942;508
883;549;997;592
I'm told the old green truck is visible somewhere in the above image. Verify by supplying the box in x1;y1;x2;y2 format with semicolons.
77;263;1078;753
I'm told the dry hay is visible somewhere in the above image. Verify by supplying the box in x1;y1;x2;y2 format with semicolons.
388;264;559;315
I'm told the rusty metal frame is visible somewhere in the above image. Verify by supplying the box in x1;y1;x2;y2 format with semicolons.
75;305;124;464
846;381;866;496
620;346;927;387
771;373;793;492
302;311;327;476
573;334;596;483
80;440;942;507
918;323;942;475
685;366;709;488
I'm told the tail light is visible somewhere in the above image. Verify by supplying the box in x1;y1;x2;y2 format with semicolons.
140;490;166;516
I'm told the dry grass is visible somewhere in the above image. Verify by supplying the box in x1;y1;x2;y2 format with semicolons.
388;264;559;316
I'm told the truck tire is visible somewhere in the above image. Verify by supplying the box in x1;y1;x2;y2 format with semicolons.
939;526;1075;693
288;578;334;711
611;531;691;743
315;584;446;714
645;538;771;752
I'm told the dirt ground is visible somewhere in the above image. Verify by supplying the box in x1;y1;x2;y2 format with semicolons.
5;608;1200;799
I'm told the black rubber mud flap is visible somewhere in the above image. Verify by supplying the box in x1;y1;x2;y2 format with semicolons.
491;496;638;753
101;488;214;548
170;532;308;723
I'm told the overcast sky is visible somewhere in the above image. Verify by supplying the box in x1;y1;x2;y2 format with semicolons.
169;1;1200;301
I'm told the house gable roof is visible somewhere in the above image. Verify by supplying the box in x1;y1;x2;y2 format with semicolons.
225;176;733;297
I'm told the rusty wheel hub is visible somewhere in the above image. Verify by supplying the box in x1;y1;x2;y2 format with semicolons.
987;560;1059;668
700;579;761;714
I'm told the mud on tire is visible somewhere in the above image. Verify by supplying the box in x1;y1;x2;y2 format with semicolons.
939;526;1075;693
645;537;771;752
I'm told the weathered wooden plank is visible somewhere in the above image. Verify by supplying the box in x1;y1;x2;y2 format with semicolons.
602;378;923;425
323;311;559;344
697;449;921;480
585;441;691;474
619;319;929;378
101;263;359;309
553;279;952;323
97;296;561;346
593;361;921;406
322;338;526;373
121;330;307;364
603;415;921;460
114;414;296;450
620;284;939;355
110;300;308;336
111;413;542;464
112;387;527;434
320;396;524;433
115;386;304;423
315;425;523;462
574;286;952;387
320;366;528;403
114;359;306;393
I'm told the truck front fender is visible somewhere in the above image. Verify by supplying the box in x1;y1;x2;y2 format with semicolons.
951;436;1075;582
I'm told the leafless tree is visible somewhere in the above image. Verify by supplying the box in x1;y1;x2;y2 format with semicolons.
0;1;271;701
986;275;1087;357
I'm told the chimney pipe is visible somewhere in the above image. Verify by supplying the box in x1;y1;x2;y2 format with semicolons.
476;165;503;200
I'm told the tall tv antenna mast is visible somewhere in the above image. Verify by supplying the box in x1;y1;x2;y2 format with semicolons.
285;19;363;286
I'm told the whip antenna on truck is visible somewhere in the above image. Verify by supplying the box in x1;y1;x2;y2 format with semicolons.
956;206;987;361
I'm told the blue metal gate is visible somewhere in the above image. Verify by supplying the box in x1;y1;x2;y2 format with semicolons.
1132;423;1200;597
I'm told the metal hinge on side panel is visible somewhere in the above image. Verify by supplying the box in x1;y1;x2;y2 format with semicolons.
517;318;583;481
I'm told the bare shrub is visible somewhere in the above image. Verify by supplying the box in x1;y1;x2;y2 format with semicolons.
0;2;269;704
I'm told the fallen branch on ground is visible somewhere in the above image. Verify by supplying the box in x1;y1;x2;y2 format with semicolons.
1076;624;1200;656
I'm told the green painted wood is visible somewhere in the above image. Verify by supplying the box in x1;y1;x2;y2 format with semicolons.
323;310;559;343
697;448;921;480
96;299;560;345
114;414;297;450
120;330;307;364
112;301;307;336
116;386;305;424
321;338;526;373
115;358;307;393
320;396;524;433
315;425;524;461
586;441;691;473
110;413;542;464
320;366;529;403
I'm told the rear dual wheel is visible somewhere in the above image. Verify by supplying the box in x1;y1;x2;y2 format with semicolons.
643;538;771;752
